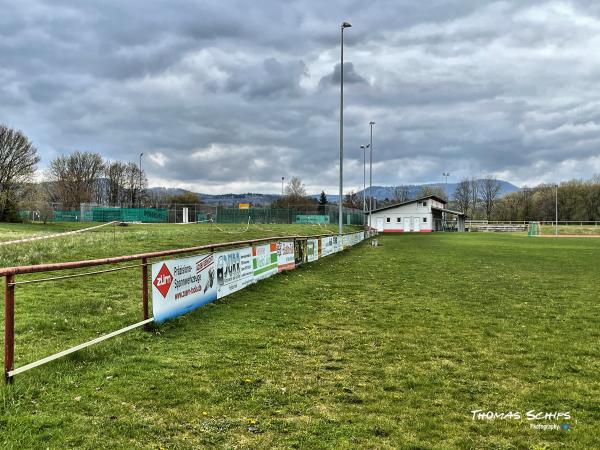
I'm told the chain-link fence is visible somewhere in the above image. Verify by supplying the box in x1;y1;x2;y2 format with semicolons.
22;204;365;225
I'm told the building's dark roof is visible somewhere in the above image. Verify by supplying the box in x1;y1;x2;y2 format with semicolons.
366;195;448;214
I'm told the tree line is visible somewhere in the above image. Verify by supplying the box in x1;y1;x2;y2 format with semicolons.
2;123;600;222
0;124;154;221
380;176;600;222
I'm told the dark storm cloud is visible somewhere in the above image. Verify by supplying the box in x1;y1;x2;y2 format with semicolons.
226;58;308;99
2;0;600;194
319;62;368;87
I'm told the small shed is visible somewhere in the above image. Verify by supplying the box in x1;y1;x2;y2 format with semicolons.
366;195;465;232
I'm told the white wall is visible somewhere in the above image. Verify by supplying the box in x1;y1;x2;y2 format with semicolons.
370;210;433;232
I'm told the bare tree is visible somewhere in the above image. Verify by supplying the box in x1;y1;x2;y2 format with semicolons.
285;176;307;197
48;151;104;208
271;176;316;208
104;161;128;206
0;124;40;221
123;162;147;207
20;183;53;223
343;190;361;209
393;185;411;203
454;178;472;215
480;177;501;221
416;185;446;200
470;178;480;218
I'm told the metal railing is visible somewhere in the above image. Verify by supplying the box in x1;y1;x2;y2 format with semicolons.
0;230;374;383
467;220;600;226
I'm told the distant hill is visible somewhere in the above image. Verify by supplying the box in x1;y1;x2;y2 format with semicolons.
147;187;279;207
311;179;519;203
148;179;520;206
350;179;520;202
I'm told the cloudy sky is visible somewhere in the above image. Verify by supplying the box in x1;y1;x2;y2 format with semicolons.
2;1;600;194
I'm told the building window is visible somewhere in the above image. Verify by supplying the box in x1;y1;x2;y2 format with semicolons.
396;217;401;223
386;217;391;223
422;201;427;206
423;217;427;223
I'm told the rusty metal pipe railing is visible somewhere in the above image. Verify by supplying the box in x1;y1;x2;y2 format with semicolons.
1;230;372;382
4;274;14;384
0;235;304;277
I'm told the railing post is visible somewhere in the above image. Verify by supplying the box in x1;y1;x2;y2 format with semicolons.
5;274;15;384
141;258;150;331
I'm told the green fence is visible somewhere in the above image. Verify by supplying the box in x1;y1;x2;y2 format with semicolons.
94;208;167;223
33;206;364;225
50;208;167;223
53;210;83;222
213;207;364;225
295;215;329;224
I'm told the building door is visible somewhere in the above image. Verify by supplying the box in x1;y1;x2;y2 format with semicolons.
413;217;420;232
376;217;384;231
403;217;410;232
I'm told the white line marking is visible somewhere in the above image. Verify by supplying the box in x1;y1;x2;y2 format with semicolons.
0;222;117;246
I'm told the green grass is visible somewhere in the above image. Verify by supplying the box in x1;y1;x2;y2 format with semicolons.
539;225;600;235
0;221;102;242
0;227;599;449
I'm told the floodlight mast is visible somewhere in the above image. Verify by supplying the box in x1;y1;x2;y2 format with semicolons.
368;121;375;228
360;144;370;216
555;183;558;236
139;153;144;209
339;21;352;235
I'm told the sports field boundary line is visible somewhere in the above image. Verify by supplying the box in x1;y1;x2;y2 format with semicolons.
0;221;117;247
536;234;600;238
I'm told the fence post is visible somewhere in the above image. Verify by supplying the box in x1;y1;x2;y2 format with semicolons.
4;274;15;384
141;258;150;331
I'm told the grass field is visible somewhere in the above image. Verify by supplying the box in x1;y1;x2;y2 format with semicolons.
0;225;599;449
539;224;600;236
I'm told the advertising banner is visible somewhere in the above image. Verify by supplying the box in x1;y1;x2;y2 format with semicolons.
321;236;334;257
294;239;308;266
253;243;278;280
333;235;342;253
215;247;255;299
307;239;319;262
277;241;295;271
342;234;350;249
152;253;216;322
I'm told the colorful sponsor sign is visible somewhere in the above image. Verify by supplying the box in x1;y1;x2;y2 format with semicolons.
307;239;319;262
239;203;250;209
253;243;278;280
277;241;295;271
215;247;254;298
152;253;216;322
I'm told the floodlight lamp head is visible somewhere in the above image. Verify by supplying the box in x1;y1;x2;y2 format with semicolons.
369;121;375;126
342;22;352;28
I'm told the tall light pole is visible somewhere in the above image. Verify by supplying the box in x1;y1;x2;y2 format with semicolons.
555;183;558;236
442;172;450;198
139;152;144;209
281;177;285;196
360;144;370;214
339;21;352;235
368;121;375;228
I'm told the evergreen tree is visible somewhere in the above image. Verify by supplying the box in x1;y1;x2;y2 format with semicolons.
318;191;328;205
